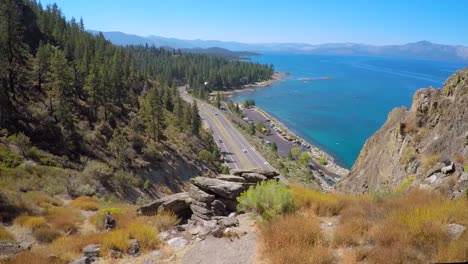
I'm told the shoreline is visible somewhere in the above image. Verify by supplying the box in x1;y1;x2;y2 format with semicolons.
212;72;288;98
252;106;350;177
217;71;350;177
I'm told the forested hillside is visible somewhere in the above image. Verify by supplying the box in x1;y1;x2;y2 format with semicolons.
0;0;273;201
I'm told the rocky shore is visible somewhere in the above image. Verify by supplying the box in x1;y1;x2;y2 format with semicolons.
253;107;350;177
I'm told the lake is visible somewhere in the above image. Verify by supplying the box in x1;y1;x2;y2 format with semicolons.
232;54;466;168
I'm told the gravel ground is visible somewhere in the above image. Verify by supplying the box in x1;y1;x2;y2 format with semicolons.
181;214;257;264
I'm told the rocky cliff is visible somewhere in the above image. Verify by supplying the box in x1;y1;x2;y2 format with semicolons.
336;69;468;196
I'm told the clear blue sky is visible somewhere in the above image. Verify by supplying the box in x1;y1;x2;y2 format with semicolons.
39;0;468;46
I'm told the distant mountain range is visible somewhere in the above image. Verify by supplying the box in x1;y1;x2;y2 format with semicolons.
90;31;468;62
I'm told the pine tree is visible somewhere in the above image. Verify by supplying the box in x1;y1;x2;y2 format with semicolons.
143;85;164;141
190;101;201;137
50;48;79;151
0;0;31;126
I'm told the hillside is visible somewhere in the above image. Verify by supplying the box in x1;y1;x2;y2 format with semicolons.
336;69;468;196
0;0;274;205
96;31;468;62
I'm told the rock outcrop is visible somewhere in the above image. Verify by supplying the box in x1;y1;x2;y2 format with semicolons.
336;69;468;197
138;168;280;222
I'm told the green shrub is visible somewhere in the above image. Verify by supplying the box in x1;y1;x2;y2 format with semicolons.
220;165;230;175
319;155;328;165
237;180;296;220
28;147;59;167
0;145;23;168
7;132;30;156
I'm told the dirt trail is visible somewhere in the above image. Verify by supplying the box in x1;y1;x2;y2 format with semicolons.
181;214;257;264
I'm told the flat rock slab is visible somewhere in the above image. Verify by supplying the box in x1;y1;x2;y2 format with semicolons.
191;177;248;199
189;184;216;203
216;175;247;183
167;237;189;249
138;192;193;216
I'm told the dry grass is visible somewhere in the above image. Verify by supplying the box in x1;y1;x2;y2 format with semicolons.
45;207;84;232
291;184;344;216
436;231;468;263
402;121;419;134
48;233;104;262
139;210;180;231
421;154;441;172
259;212;334;264
258;187;468;264
14;215;46;229
32;227;61;243
0;225;15;241
24;191;63;208
69;196;100;211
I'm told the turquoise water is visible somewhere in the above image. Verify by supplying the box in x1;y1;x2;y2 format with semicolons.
232;54;466;169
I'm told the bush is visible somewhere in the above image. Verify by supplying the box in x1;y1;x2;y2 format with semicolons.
70;196;100;211
0;225;15;241
140;210;180;231
32;227;61;243
15;215;47;229
318;155;328;165
7;132;31;156
46;207;83;232
24;191;63;208
237;180;296;220
126;223;160;250
400;146;416;166
0;144;23;168
102;229;130;253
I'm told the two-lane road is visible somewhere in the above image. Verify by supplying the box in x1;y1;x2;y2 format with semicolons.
180;87;275;171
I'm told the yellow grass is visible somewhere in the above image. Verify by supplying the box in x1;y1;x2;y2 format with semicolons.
69;196;100;211
14;215;46;229
32;227;61;244
0;225;15;241
139;210;180;231
290;184;344;216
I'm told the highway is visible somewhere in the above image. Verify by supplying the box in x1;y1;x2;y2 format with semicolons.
179;87;275;171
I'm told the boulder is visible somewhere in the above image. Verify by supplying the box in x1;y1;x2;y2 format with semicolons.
447;223;466;240
167;237;188;249
216;175;246;183
191;177;248;199
441;162;455;174
158;231;170;241
127;239;140;256
249;168;279;178
241;172;268;183
211;226;223;238
219;216;239;227
138;192;193;218
190;204;212;215
188;185;216;203
211;199;227;216
70;257;90;264
82;244;100;259
110;249;123;259
230;169;252;176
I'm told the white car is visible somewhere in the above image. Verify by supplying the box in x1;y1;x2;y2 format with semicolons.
242;149;248;153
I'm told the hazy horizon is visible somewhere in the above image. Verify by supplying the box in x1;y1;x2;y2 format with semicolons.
39;0;468;46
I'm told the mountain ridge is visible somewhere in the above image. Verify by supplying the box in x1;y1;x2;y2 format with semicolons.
91;30;468;62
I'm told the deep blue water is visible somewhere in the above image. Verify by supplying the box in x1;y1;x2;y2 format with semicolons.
232;54;466;169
